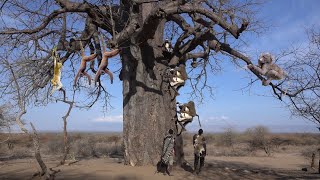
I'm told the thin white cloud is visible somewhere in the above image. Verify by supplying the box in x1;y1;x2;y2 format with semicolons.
205;115;230;122
221;115;229;120
93;115;123;123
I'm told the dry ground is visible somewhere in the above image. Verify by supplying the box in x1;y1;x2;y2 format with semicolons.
1;131;320;179
0;154;319;180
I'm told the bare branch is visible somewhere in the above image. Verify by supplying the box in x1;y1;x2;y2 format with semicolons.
0;9;67;35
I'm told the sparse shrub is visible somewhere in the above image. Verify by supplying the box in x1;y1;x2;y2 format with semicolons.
0;142;7;155
269;137;290;148
6;138;15;150
72;137;97;158
10;148;32;159
108;135;121;143
46;138;64;154
68;133;84;143
94;143;111;156
245;126;273;156
109;142;124;157
301;145;319;160
218;128;236;147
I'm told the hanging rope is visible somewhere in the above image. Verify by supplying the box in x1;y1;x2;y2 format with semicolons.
196;115;202;128
52;46;57;59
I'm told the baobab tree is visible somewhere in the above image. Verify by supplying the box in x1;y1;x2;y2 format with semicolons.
0;0;315;167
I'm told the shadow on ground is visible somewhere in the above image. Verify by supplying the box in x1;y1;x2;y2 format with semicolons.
176;160;320;180
1;158;320;180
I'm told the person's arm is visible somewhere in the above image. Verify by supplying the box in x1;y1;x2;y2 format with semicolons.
161;137;166;157
193;134;197;146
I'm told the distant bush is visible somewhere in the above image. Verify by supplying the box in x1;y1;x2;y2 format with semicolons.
9;148;32;159
2;131;319;160
46;136;64;154
72;137;97;158
245;126;273;156
108;142;124;157
94;143;111;156
94;142;124;157
107;135;121;143
300;145;319;160
217;128;236;147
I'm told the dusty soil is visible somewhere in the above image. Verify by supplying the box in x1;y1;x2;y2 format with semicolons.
1;153;319;180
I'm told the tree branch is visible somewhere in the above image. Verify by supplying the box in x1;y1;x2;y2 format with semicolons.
0;9;67;35
167;14;190;31
169;29;211;66
7;64;28;133
136;2;249;42
206;33;305;99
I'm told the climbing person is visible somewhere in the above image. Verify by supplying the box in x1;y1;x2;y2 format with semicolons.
193;128;206;174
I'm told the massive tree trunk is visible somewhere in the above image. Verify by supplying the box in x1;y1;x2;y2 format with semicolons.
122;2;184;166
122;50;177;166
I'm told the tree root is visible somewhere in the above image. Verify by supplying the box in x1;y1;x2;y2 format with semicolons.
32;168;60;180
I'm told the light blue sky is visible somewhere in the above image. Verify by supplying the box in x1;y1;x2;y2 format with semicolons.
9;0;320;133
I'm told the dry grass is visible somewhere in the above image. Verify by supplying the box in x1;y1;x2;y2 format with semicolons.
183;127;320;158
0;132;123;160
0;128;319;161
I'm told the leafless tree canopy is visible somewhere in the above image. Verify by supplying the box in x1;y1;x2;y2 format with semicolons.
283;29;320;125
0;1;315;104
0;0;270;104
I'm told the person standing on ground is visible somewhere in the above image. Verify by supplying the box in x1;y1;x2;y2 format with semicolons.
161;129;175;176
193;128;206;174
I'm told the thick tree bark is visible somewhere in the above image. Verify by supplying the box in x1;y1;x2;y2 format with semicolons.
175;134;185;165
122;45;180;165
121;2;184;166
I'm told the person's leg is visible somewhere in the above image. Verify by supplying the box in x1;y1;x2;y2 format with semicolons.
167;156;174;176
194;154;199;173
163;163;168;175
199;156;205;174
165;165;170;175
